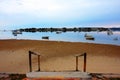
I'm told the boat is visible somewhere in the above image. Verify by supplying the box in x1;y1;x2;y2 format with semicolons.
113;37;118;41
42;36;49;40
84;33;95;40
56;31;62;34
12;30;22;36
107;29;113;35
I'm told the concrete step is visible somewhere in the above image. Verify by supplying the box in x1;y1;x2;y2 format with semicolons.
26;71;91;79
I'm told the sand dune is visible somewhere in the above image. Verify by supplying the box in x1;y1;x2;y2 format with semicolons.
0;39;120;73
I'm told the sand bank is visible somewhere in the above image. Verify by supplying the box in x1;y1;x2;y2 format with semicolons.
0;39;120;73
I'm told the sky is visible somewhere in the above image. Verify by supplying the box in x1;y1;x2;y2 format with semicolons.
0;0;120;29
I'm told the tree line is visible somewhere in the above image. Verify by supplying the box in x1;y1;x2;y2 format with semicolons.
18;27;109;32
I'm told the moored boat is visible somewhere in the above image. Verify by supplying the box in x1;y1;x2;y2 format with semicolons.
84;33;95;40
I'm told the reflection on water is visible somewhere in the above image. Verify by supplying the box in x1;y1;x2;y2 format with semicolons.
0;31;120;46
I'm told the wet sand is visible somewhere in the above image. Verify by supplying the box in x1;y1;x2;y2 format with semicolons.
0;39;120;73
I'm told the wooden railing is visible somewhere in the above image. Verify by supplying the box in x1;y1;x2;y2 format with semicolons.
28;51;87;72
75;53;87;72
29;51;41;72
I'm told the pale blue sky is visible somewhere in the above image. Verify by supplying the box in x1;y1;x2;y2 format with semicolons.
0;0;120;29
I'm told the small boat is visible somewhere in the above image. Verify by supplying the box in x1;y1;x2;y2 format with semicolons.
12;30;22;34
113;37;118;41
86;37;94;40
42;36;49;40
107;29;113;35
56;31;62;34
84;33;95;40
12;30;22;36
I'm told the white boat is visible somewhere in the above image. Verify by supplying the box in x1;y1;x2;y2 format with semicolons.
12;30;22;36
84;33;95;40
12;30;22;34
107;29;113;35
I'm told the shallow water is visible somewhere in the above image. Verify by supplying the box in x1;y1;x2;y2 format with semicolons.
0;31;120;46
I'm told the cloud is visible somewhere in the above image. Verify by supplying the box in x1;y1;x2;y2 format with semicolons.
0;0;63;16
0;0;117;15
0;0;120;27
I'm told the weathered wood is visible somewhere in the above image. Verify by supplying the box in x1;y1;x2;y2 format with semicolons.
75;53;87;72
29;51;32;72
38;55;40;71
28;51;41;72
76;56;78;71
84;53;87;72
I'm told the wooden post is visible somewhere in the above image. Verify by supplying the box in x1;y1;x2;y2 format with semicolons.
38;55;40;71
29;51;32;72
29;51;41;72
75;53;87;72
83;53;87;72
76;56;78;71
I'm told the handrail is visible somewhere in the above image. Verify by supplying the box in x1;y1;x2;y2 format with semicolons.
28;51;87;72
29;51;41;72
75;53;87;72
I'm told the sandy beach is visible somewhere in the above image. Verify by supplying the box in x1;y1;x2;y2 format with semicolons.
0;39;120;74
